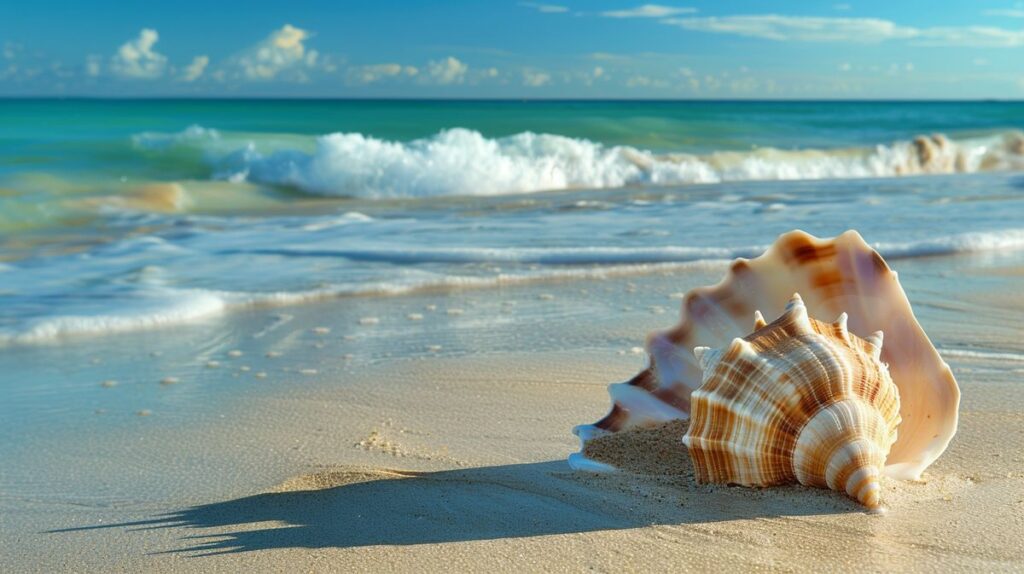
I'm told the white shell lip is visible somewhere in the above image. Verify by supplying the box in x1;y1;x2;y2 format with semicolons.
571;229;961;481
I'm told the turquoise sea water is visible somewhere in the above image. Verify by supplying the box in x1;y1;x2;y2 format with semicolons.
1;99;1024;345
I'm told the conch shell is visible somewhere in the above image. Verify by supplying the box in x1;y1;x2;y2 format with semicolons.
685;294;900;510
570;230;959;481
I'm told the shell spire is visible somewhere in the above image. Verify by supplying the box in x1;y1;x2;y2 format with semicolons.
752;310;768;330
682;295;901;510
864;331;884;360
834;312;850;342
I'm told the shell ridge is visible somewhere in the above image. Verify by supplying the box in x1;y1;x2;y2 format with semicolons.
685;303;900;508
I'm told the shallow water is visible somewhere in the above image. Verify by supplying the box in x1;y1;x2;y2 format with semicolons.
2;172;1023;343
3;100;1024;345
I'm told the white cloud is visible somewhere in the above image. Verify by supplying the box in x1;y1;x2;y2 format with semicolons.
576;66;607;87
85;55;102;77
603;4;696;18
730;76;772;94
915;26;1024;47
664;15;916;42
519;2;569;13
426;57;468;85
110;29;167;79
838;62;852;72
3;42;20;60
236;24;319;81
179;55;209;82
349;63;419;84
588;52;632;61
625;74;669;88
885;62;914;76
522;69;551;87
973;57;990;66
983;9;1024;18
663;15;1024;47
833;3;852;10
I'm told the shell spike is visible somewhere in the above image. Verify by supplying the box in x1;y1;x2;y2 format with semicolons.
785;292;805;311
865;330;884;359
727;337;753;357
753;310;768;330
831;312;851;343
693;346;724;374
834;311;849;331
693;346;711;369
783;293;812;332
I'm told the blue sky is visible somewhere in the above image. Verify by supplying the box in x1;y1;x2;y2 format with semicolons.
2;1;1024;98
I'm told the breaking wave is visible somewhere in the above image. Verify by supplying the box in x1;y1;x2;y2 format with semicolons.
4;228;1024;346
136;125;1024;198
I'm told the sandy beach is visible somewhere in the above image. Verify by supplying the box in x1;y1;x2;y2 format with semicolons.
2;251;1023;573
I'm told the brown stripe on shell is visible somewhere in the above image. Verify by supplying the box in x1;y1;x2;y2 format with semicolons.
626;367;658;391
871;249;889;273
653;385;690;412
664;321;691;345
782;234;838;266
594;404;629;432
811;269;845;300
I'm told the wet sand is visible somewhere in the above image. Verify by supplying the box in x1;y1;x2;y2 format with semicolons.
2;253;1023;572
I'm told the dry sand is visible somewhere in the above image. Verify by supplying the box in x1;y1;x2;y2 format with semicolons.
2;258;1024;572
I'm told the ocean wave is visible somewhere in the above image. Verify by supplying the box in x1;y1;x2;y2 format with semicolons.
133;125;221;150
0;287;230;346
873;229;1024;258
226;245;765;265
224;228;1024;266
939;348;1024;362
138;126;1024;198
4;227;1019;343
0;260;724;346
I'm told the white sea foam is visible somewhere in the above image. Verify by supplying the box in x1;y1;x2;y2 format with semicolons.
227;229;1024;266
133;124;221;150
5;228;1024;346
250;245;766;265
0;261;722;346
939;349;1024;362
0;287;229;346
874;229;1024;258
136;126;1024;198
